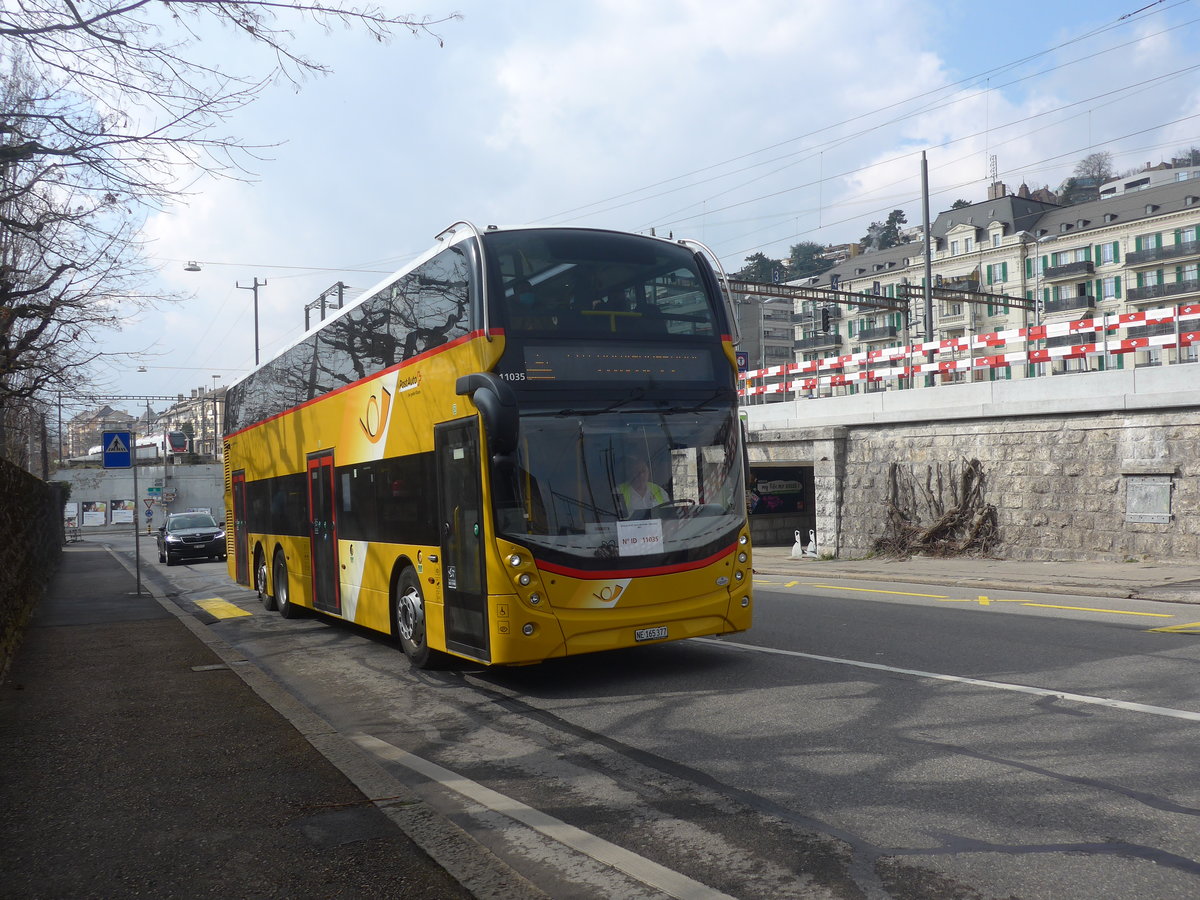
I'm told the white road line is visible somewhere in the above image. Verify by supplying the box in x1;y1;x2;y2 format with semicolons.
349;732;737;900
696;639;1200;723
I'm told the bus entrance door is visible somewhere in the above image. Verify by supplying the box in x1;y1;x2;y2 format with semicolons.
435;419;490;662
307;452;341;614
231;470;249;585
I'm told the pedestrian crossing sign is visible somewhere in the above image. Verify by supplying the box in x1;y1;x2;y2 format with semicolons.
102;430;133;468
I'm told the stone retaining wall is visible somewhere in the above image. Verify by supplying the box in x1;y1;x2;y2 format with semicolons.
746;372;1199;562
836;409;1197;562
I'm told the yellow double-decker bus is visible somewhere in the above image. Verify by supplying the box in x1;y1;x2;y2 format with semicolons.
223;223;752;667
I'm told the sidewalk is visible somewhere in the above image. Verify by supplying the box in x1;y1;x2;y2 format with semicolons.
0;543;541;900
751;545;1200;604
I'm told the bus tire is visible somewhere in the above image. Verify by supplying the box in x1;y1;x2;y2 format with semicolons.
256;549;275;609
274;552;301;619
394;567;442;669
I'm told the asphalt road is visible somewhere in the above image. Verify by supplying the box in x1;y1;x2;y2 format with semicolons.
117;538;1200;900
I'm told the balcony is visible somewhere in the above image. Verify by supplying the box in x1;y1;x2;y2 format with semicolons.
1126;278;1200;304
795;333;842;351
1124;322;1179;341
938;307;967;326
855;325;899;343
940;278;979;293
1125;240;1200;267
1042;260;1095;280
1043;294;1096;316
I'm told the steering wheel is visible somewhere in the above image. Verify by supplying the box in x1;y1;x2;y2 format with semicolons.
652;498;696;510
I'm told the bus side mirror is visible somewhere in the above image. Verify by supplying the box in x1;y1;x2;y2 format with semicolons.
456;372;519;456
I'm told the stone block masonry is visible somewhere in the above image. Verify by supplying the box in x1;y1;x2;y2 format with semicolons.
835;410;1197;562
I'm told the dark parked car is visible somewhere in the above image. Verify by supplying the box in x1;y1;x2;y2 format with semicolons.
157;512;227;566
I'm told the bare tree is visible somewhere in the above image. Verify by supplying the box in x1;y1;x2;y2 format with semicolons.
0;2;457;463
0;2;458;194
1073;151;1114;185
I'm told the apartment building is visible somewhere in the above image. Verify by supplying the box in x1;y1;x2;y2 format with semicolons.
792;175;1199;385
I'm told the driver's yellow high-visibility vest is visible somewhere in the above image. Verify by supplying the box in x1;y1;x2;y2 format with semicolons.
619;481;668;513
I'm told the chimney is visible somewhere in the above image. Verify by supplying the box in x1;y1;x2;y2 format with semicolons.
988;181;1007;200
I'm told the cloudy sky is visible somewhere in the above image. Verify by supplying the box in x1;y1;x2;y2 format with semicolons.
101;0;1200;408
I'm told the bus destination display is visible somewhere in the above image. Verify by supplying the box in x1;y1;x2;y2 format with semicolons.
522;344;714;383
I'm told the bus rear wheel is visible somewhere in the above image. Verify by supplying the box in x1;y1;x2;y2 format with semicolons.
274;552;301;619
395;567;442;669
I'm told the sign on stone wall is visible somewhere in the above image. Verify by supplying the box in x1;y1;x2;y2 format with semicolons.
1126;475;1173;524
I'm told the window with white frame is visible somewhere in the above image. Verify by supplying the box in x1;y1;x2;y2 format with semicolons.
950;240;960;255
1102;276;1118;299
1183;226;1198;243
1101;243;1115;264
964;237;974;252
1052;247;1088;265
1184;263;1198;282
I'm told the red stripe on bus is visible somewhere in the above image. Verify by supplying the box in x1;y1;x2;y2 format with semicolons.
225;328;492;439
536;542;738;580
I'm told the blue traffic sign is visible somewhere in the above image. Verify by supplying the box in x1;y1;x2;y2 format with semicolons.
102;431;133;468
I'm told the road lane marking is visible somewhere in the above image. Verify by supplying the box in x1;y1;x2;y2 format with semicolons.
1019;603;1172;618
695;639;1200;722
1148;621;1200;634
194;598;251;619
350;733;737;900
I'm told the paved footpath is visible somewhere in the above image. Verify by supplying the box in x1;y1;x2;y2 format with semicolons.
0;543;543;900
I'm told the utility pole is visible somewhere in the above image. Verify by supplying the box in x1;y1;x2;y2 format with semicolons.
236;278;267;365
921;151;935;386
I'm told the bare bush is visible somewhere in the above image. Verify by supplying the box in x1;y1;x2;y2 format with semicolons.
873;457;998;558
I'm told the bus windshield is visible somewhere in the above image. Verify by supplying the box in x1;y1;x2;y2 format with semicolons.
493;407;744;568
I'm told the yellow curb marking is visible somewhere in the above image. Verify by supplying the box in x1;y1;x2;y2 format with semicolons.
195;597;252;619
939;595;1026;606
753;581;1178;621
1147;621;1200;634
1020;603;1172;618
811;584;950;599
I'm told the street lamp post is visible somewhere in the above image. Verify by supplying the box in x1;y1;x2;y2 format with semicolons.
211;375;220;457
236;278;267;365
183;262;266;367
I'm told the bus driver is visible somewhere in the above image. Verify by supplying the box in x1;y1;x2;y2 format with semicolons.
618;455;669;517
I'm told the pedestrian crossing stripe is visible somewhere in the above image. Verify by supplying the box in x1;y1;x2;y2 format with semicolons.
1147;621;1200;634
105;434;129;453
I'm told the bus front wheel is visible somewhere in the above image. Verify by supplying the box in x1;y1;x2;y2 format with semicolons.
395;567;442;668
